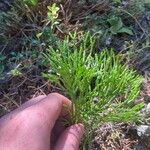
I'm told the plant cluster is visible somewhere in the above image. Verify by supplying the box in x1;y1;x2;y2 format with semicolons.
44;32;144;148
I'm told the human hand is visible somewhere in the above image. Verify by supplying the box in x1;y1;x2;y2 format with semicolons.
0;93;84;150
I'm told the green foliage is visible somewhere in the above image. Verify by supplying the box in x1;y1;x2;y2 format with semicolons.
44;32;143;147
46;3;60;30
112;0;122;6
0;54;6;61
0;0;60;50
23;0;38;6
0;54;6;76
112;0;121;4
35;28;59;50
10;68;22;77
108;17;133;35
0;0;61;83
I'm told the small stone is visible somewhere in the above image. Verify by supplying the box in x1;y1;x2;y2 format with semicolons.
93;97;99;104
48;70;56;75
137;125;150;137
146;103;150;112
146;103;150;114
105;37;112;46
122;1;129;7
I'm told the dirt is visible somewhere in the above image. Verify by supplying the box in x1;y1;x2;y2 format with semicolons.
93;123;139;150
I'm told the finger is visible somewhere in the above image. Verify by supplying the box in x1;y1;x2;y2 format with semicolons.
30;93;72;130
54;124;84;150
0;95;47;122
21;95;47;108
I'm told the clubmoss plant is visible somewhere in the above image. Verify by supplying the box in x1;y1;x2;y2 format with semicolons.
44;32;143;148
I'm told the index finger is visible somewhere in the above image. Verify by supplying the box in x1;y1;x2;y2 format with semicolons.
33;93;72;130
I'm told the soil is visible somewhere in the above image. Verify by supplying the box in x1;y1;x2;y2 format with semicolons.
93;123;139;150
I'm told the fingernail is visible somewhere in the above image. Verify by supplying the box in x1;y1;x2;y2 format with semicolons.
76;123;85;138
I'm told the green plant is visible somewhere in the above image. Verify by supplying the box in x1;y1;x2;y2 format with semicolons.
45;3;60;30
0;54;6;77
10;68;22;77
44;32;143;149
23;0;38;6
112;0;121;4
107;16;133;35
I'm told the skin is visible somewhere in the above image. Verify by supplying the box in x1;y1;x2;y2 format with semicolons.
0;93;84;150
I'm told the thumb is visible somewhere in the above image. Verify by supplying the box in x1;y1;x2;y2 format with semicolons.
54;124;84;150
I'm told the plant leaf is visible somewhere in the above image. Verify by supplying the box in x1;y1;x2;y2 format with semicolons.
118;27;133;35
108;17;123;33
23;0;38;6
